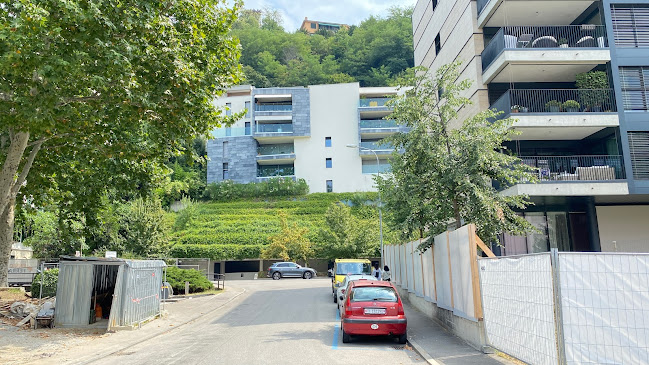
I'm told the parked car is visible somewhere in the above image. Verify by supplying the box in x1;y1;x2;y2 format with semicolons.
331;259;372;302
340;281;407;344
336;275;377;315
267;262;316;280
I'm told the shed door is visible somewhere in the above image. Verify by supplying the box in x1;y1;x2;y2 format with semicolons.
54;263;93;326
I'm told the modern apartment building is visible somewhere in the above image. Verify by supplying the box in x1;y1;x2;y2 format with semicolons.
413;0;649;253
206;84;404;193
300;17;349;34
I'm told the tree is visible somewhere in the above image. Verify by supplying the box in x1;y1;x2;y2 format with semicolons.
378;62;536;249
262;211;312;263
316;202;378;260
0;0;243;286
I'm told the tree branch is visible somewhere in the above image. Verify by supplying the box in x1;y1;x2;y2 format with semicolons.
56;95;102;107
10;138;45;197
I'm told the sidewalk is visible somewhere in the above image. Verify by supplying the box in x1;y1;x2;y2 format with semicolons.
403;301;515;365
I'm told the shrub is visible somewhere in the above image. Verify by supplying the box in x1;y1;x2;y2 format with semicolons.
203;178;309;201
165;266;213;294
31;269;59;298
170;244;264;260
563;100;580;109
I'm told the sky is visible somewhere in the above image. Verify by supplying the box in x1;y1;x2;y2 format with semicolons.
241;0;416;32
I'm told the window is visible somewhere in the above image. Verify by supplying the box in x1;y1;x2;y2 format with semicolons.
432;0;438;11
326;158;332;168
619;66;649;110
245;122;251;135
225;127;232;137
226;102;231;116
222;163;229;180
222;141;228;156
611;5;649;48
629;132;649;180
326;180;333;193
245;101;251;117
310;23;316;29
434;33;441;54
325;136;332;147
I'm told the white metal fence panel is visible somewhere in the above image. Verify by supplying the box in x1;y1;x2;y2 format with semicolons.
414;245;424;297
406;241;415;293
479;254;558;365
449;226;476;320
421;246;435;302
559;253;649;365
434;232;453;310
399;243;407;288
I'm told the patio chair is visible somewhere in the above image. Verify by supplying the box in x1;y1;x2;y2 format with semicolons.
576;36;598;47
532;36;558;48
517;34;534;48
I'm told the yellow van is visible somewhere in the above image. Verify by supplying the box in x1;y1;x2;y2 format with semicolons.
331;259;372;303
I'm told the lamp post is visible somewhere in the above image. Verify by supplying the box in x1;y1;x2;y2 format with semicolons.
346;144;384;269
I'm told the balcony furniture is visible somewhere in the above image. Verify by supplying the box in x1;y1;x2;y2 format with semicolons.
504;35;517;48
577;166;616;180
532;36;558;48
517;34;534;48
576;36;598;48
556;172;579;181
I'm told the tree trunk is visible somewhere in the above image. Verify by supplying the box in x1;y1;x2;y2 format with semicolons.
0;132;29;217
0;199;16;287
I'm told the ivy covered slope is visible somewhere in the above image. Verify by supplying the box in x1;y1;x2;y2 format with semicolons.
168;193;392;260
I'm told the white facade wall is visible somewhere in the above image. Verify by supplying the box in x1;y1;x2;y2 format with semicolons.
597;206;649;253
212;89;252;130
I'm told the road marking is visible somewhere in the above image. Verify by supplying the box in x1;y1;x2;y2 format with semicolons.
332;309;340;350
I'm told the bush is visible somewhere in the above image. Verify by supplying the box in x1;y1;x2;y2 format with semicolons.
203;178;309;201
170;244;264;260
31;269;59;298
165;266;213;294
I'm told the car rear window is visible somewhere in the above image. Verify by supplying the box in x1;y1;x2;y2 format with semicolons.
350;286;398;302
336;262;372;275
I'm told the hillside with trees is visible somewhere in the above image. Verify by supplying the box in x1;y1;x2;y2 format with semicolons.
233;7;415;87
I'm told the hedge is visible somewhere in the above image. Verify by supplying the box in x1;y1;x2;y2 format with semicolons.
165;266;213;294
170;244;264;260
31;269;59;298
203;178;309;201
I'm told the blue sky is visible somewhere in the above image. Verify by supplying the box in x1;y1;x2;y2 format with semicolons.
241;0;416;32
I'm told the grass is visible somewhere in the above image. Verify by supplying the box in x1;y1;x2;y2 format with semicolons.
178;288;224;297
0;288;29;301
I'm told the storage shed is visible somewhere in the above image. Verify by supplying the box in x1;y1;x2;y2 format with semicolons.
54;256;166;331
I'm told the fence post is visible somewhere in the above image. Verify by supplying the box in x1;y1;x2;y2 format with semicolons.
38;262;44;302
550;248;567;365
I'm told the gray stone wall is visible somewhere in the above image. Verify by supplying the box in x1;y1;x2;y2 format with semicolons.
206;136;257;184
252;87;311;137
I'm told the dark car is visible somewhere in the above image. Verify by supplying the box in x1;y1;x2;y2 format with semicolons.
267;262;316;280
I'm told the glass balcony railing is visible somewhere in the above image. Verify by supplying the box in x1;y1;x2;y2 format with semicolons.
257;165;295;177
490;89;616;118
482;25;609;71
257;144;295;156
477;0;490;15
256;123;293;133
360;140;394;151
359;98;392;108
255;104;292;112
517;155;626;181
212;127;250;138
360;119;399;129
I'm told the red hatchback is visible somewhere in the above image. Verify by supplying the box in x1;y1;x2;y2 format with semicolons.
340;281;407;344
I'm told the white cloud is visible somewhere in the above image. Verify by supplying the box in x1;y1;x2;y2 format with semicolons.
242;0;415;32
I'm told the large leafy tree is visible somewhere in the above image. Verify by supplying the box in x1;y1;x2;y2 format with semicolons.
316;202;378;260
262;211;312;264
378;62;536;249
0;0;243;286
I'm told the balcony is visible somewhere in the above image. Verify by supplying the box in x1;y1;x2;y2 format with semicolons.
255;104;292;112
482;26;610;83
358;140;395;159
477;0;598;28
212;127;250;138
360;119;402;138
359;98;393;119
490;89;619;140
256;144;296;165
254;123;294;143
257;165;295;180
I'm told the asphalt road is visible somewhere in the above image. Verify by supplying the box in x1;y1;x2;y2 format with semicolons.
87;278;423;365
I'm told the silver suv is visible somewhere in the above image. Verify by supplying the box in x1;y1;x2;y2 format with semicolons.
267;262;316;280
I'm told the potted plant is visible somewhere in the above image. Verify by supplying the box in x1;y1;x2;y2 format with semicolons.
511;105;521;113
545;100;561;112
559;38;569;48
563;100;580;112
576;71;610;112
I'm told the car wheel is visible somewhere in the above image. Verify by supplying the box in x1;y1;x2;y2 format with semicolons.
272;272;281;280
303;271;312;279
342;325;351;343
333;292;337;303
397;331;407;344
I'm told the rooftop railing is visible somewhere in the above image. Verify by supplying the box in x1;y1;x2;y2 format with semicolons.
359;98;392;108
482;25;608;71
517;155;626;181
491;89;616;118
255;123;293;133
360;119;399;129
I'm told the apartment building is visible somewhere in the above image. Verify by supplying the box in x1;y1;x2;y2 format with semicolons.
300;17;349;34
206;83;403;193
413;0;649;253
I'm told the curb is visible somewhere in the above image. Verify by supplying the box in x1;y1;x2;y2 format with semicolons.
407;337;443;365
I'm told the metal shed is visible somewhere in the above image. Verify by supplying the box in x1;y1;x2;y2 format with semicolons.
54;256;166;331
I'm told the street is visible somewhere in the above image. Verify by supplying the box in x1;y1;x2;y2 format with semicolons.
30;279;423;365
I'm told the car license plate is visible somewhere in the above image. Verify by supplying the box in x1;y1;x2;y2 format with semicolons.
364;308;386;315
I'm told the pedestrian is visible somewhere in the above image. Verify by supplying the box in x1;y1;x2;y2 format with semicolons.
382;265;391;282
372;263;381;280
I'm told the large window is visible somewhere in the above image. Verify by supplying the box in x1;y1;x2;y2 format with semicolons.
619;66;649;110
245;101;251;118
611;4;649;47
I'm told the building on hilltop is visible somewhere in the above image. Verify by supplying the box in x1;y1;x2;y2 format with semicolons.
207;83;406;193
300;17;349;34
413;0;649;253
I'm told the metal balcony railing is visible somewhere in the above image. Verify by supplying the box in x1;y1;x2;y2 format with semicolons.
482;25;608;71
255;104;292;112
491;89;616;118
359;98;392;108
360;141;393;151
256;123;293;133
360;119;399;129
518;155;626;181
257;144;295;155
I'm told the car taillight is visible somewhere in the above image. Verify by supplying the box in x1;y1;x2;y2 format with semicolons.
344;298;352;316
397;303;405;315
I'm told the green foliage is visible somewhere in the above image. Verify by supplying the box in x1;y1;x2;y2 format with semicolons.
173;197;198;232
23;210;86;259
576;71;609;89
116;197;170;257
545;100;562;110
379;62;537;248
31;269;59;298
170;244;264;260
203;178;309;201
563;100;580;109
165;266;213;294
261;211;313;263
316;202;379;260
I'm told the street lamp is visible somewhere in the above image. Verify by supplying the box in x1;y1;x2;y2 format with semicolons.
346;143;384;270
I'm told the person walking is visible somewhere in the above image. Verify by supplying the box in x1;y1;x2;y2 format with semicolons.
382;265;391;281
372;263;381;280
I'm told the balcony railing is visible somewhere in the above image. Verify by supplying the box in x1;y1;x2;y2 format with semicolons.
257;166;295;177
482;25;608;71
256;123;293;133
360;119;399;129
255;103;292;112
477;0;490;15
360;140;393;151
257;144;295;155
212;127;250;138
359;98;392;108
518;155;625;181
491;89;616;118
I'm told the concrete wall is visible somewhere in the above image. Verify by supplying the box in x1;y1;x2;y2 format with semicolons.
597;205;649;253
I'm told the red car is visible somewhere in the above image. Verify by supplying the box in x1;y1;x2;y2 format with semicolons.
339;280;407;344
